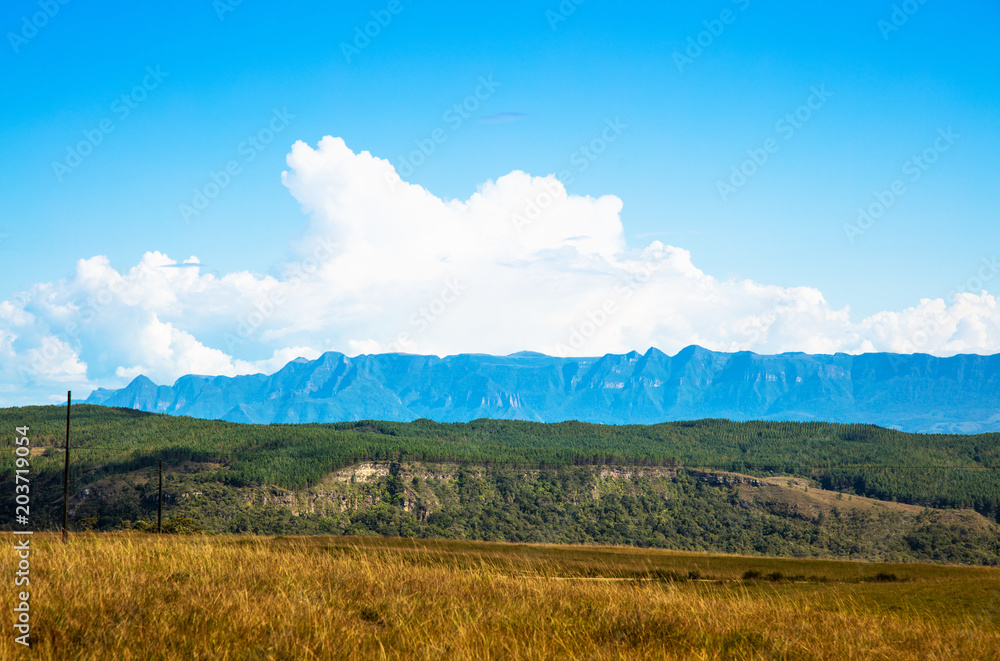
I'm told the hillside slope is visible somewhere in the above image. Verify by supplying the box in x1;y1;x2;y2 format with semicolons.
5;405;1000;565
62;460;1000;565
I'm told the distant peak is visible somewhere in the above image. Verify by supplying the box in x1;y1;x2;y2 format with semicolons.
76;348;1000;433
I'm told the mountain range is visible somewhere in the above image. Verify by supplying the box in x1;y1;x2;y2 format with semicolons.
83;346;1000;433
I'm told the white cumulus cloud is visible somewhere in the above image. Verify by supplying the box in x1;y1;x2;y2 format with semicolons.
1;136;998;405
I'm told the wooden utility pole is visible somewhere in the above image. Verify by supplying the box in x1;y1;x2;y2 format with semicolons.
62;391;71;543
157;460;163;533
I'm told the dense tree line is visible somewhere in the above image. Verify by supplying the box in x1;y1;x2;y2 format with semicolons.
38;462;1000;566
2;405;1000;526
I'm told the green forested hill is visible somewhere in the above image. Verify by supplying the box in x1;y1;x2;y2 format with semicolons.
2;405;1000;563
5;405;999;514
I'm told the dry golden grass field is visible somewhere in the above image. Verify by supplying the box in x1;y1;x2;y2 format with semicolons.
5;533;1000;660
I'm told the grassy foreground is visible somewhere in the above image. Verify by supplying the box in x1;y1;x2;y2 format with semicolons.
7;533;1000;660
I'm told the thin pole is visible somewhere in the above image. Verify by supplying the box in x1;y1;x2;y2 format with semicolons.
157;460;163;534
62;391;71;543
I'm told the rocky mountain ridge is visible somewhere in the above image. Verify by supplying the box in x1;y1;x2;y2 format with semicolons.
84;346;1000;433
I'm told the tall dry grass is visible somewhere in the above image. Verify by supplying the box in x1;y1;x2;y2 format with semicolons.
4;533;999;660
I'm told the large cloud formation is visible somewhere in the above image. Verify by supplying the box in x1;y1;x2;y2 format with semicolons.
2;136;998;405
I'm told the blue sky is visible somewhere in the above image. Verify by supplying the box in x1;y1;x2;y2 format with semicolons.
1;1;999;404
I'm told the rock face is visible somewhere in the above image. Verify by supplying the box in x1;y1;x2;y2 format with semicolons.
84;346;1000;433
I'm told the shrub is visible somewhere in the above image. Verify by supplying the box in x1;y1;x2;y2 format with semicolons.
868;572;900;583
